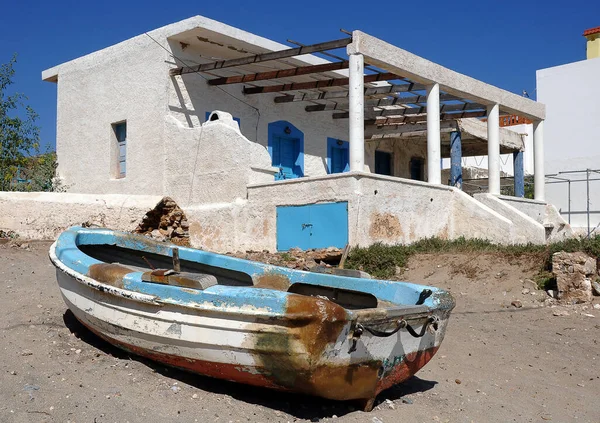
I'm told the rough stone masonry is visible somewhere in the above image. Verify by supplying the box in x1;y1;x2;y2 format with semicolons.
135;197;190;245
552;251;597;303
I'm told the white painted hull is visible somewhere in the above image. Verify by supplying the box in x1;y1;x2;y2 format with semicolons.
50;236;453;405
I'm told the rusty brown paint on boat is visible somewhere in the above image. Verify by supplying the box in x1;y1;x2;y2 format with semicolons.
87;263;133;288
251;292;384;400
252;273;291;291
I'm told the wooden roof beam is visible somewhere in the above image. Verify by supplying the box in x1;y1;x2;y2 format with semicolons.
366;121;459;138
207;61;349;85
170;37;352;76
304;93;460;112
273;81;427;103
332;102;486;119
243;72;403;95
364;110;487;126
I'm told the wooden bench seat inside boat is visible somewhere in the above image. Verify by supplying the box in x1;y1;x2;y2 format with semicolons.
141;269;218;290
88;263;218;290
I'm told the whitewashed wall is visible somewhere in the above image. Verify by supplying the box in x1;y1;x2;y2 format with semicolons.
185;172;550;253
168;46;351;178
537;57;600;230
0;192;162;239
45;16;442;198
47;30;171;195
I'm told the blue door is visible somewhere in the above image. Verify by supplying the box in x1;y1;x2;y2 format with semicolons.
327;138;349;174
268;121;304;180
272;135;299;179
276;202;349;251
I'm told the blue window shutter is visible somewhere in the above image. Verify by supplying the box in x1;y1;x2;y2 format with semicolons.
327;138;349;174
114;122;127;178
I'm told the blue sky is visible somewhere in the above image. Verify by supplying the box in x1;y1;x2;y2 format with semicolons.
1;0;598;150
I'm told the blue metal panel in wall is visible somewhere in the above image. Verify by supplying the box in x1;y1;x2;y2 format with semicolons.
308;202;348;249
276;206;310;251
276;202;349;251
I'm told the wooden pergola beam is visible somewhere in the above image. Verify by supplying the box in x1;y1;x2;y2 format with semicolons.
170;37;352;76
207;61;349;85
366;121;458;138
365;82;428;96
273;81;427;103
333;102;486;119
304;93;460;112
364;110;487;126
243;72;402;95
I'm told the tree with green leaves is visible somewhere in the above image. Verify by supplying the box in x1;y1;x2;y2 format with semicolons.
0;54;41;191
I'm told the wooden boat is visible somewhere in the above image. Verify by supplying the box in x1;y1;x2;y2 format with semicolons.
49;226;455;410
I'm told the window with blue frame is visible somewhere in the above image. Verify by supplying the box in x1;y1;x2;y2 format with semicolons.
327;138;350;174
205;112;241;129
112;121;127;179
268;121;304;180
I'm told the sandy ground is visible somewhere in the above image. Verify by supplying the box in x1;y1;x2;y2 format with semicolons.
1;241;599;423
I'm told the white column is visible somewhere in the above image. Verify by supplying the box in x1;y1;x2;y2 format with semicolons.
348;53;364;172
533;120;545;201
426;83;441;184
487;104;500;195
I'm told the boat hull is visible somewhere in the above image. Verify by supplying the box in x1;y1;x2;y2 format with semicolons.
50;227;454;406
56;267;449;402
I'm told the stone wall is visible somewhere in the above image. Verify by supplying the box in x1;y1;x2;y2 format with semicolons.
134;197;190;245
552;252;597;303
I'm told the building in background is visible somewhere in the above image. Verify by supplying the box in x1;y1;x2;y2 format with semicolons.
537;26;600;235
31;15;570;252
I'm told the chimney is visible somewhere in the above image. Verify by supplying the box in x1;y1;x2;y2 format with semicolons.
583;27;600;59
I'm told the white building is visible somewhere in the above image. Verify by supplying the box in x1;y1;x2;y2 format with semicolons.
22;15;571;251
537;26;600;235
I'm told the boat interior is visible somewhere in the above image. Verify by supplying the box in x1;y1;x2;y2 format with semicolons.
79;244;382;310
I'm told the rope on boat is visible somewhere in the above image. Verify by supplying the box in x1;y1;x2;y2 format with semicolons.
361;315;439;338
348;315;440;353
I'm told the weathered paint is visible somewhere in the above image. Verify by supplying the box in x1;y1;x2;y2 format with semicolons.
50;226;454;407
88;263;133;288
450;131;462;188
513;151;525;198
54;227;454;310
